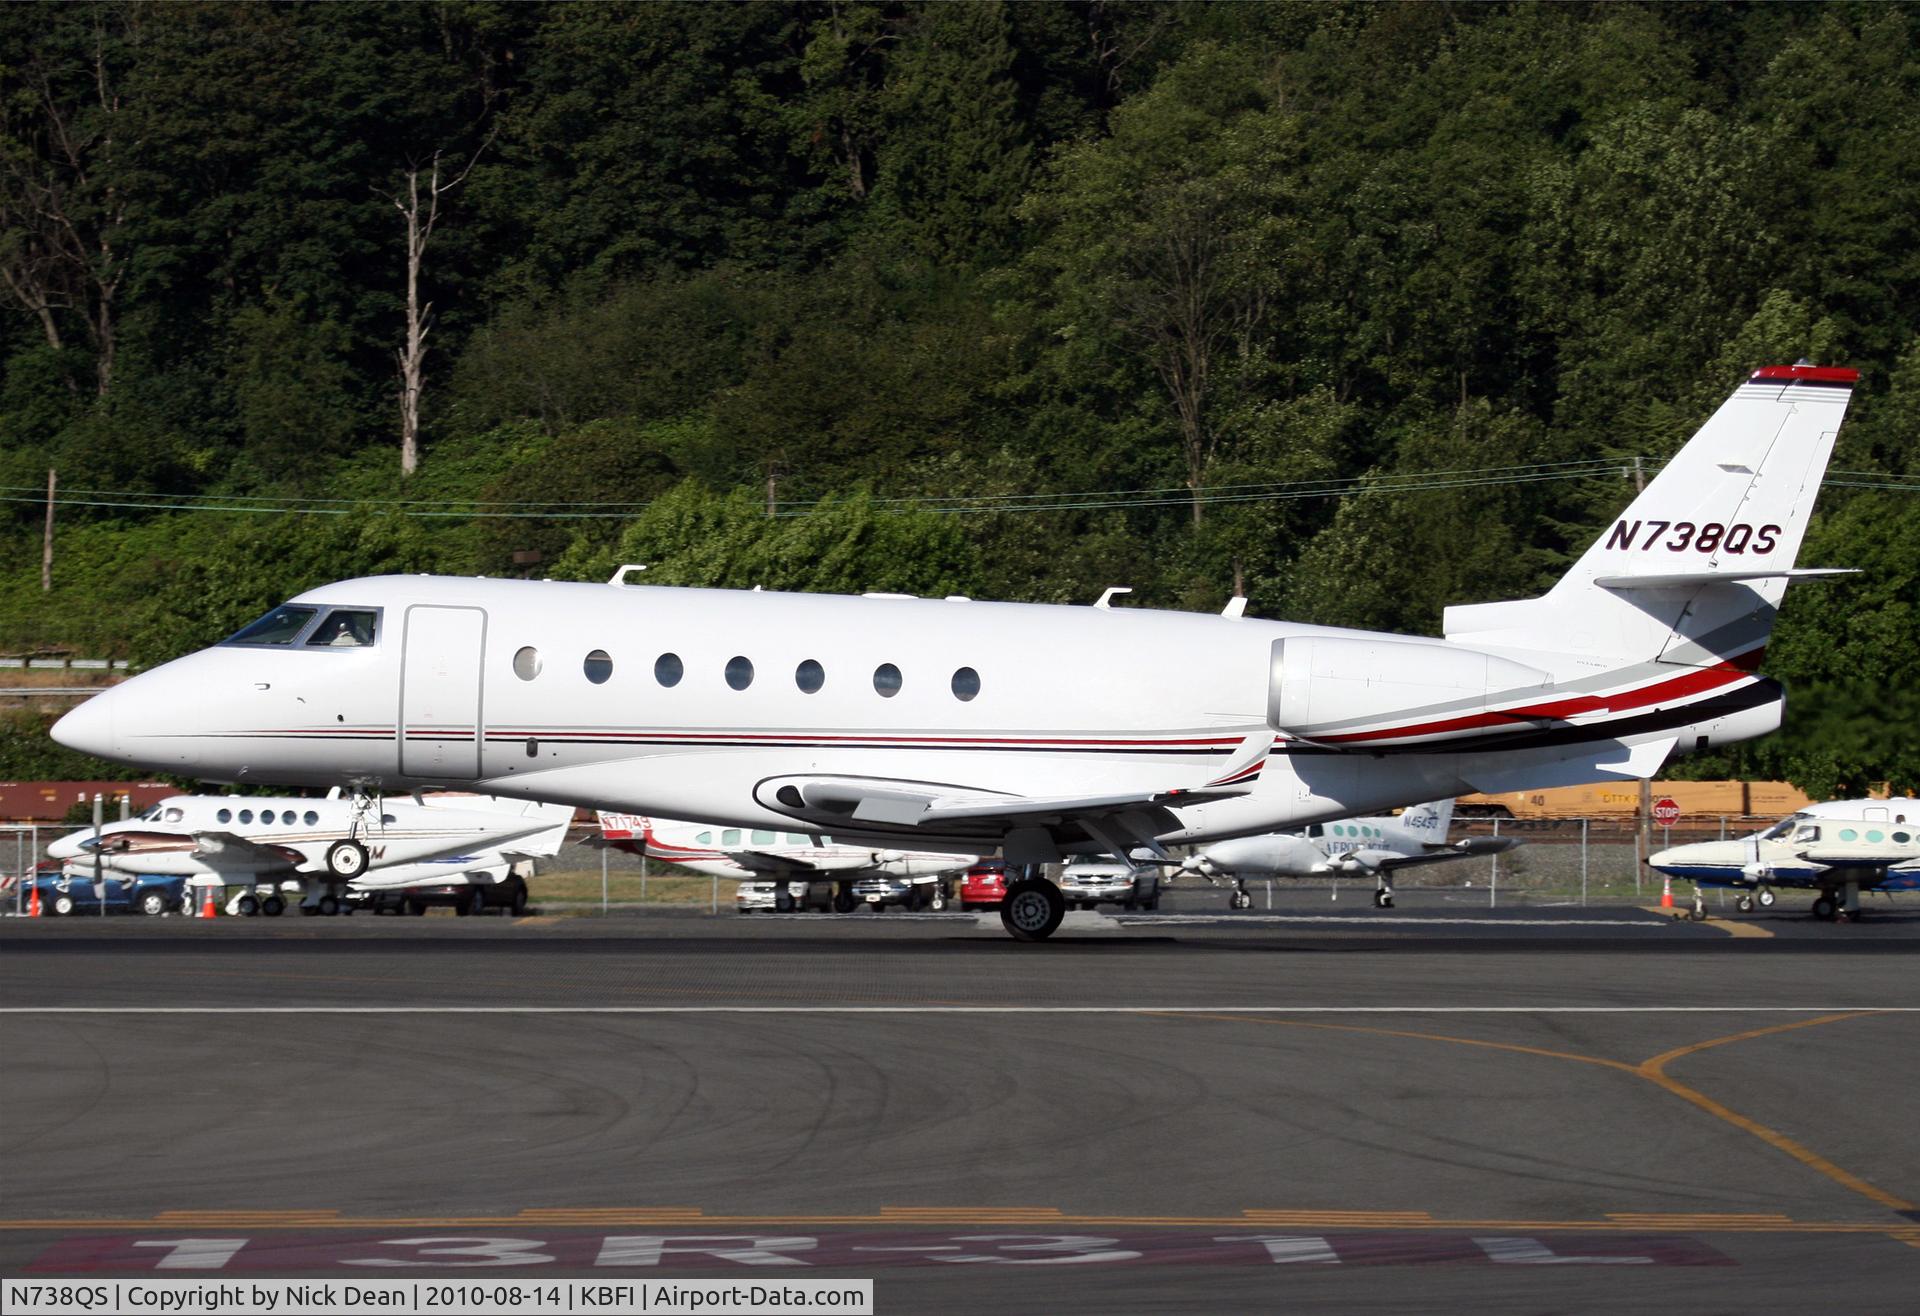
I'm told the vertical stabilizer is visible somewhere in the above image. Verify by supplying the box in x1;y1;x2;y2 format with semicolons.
1397;799;1456;841
1444;365;1855;667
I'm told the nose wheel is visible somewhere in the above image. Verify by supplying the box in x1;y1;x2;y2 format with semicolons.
325;839;369;878
1373;885;1395;909
1229;881;1254;910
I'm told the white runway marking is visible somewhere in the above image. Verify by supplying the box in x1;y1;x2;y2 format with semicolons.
1118;914;1672;928
10;1006;1917;1015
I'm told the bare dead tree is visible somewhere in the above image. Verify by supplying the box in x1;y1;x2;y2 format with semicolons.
382;126;496;476
0;14;128;397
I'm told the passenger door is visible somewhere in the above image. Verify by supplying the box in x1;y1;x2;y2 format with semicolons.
400;606;486;778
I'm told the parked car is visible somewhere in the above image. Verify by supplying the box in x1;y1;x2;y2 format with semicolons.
959;861;1009;911
350;872;531;916
31;869;189;916
852;874;948;911
1058;858;1159;911
736;879;830;913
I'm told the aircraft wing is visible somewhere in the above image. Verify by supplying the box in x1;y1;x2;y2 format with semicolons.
754;734;1274;863
190;831;303;872
724;850;825;878
1377;835;1520;870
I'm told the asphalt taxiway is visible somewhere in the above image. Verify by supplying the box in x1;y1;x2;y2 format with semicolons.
3;898;1916;1312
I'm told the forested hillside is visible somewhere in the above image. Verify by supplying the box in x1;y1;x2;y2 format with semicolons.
3;2;1917;795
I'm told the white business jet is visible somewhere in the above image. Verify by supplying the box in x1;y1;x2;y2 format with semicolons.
597;813;978;912
1179;799;1518;909
52;365;1857;941
1648;798;1920;922
47;791;572;915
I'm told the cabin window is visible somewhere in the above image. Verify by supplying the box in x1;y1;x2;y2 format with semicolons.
873;663;903;697
1306;824;1323;838
655;653;683;687
584;649;613;684
726;656;754;690
951;666;980;701
306;609;378;647
222;605;318;647
1894;832;1912;844
1866;830;1884;843
238;810;254;824
513;646;543;681
381;813;396;826
1840;828;1858;842
722;828;742;845
304;811;319;826
752;830;775;844
795;659;825;693
785;833;809;845
696;831;713;845
217;808;232;824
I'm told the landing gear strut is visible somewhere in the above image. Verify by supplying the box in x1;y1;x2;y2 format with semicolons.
1373;884;1395;909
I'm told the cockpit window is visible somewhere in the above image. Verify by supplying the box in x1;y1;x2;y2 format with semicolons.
1756;816;1797;840
162;807;184;822
1791;824;1821;843
306;609;379;648
223;605;318;646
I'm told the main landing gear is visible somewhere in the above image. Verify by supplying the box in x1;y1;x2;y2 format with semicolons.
1811;881;1864;923
1000;876;1065;942
1229;880;1254;911
1373;883;1395;910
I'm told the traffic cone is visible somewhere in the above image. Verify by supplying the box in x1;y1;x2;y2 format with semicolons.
27;880;41;917
1659;876;1674;909
199;884;218;919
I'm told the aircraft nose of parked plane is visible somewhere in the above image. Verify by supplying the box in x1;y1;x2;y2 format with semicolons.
44;830;90;861
51;687;119;762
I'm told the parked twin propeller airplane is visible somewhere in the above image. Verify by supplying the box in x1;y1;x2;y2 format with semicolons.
54;365;1856;939
596;812;978;911
1649;798;1920;922
46;790;572;915
1178;799;1518;909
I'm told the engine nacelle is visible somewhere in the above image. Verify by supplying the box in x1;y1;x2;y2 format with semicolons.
1267;636;1553;747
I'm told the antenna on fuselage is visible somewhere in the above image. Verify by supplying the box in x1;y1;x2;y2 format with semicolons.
1093;586;1132;610
609;564;649;587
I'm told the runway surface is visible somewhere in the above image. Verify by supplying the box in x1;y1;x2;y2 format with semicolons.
3;899;1917;1312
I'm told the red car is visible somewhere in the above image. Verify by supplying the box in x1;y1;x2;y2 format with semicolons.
960;861;1008;911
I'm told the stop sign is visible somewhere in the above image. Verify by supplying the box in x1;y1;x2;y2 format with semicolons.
1652;797;1681;827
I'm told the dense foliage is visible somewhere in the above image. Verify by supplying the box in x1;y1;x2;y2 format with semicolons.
2;2;1917;795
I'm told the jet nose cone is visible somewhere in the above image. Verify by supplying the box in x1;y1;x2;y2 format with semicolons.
45;831;87;860
51;690;117;760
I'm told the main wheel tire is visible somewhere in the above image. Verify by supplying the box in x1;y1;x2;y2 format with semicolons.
137;889;172;916
1141;895;1159;911
324;839;370;879
406;899;426;916
317;894;340;917
1757;887;1776;908
774;888;795;913
929;889;947;911
51;893;75;916
262;895;285;917
509;883;529;915
1812;894;1837;921
999;879;1065;942
235;893;260;917
834;889;855;914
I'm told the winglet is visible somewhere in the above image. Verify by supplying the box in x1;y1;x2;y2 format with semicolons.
1204;732;1274;789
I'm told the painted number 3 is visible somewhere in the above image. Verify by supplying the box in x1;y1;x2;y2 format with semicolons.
1605;520;1780;555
